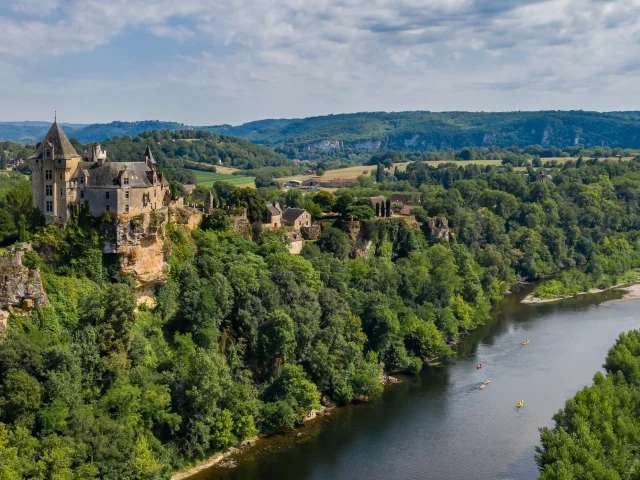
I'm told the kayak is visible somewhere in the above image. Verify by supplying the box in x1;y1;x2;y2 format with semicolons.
517;401;524;408
483;380;491;385
476;364;483;369
479;385;486;390
522;341;530;345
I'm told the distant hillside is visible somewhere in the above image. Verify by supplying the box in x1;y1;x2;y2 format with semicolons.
5;111;640;155
72;121;186;143
0;122;86;143
205;111;640;154
0;120;185;144
96;129;291;170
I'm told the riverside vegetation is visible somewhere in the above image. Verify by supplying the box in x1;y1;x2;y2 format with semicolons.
537;330;640;479
3;152;640;478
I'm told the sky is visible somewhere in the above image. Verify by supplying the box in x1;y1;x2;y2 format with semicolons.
1;0;640;125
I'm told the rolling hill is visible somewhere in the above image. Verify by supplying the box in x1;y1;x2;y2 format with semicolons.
4;111;640;155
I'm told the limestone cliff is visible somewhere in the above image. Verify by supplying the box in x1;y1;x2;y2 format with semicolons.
341;220;372;257
425;216;450;242
101;206;201;289
0;246;49;337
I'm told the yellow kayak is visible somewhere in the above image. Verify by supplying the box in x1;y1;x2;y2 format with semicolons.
522;340;529;345
517;401;524;408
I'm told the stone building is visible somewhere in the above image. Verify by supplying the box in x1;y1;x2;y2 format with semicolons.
265;203;282;229
535;173;553;183
282;207;311;231
30;120;170;224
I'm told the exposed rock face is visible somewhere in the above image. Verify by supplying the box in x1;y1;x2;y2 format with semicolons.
301;225;321;240
355;140;382;152
0;246;50;336
170;205;203;230
483;133;496;144
404;134;420;148
340;220;373;257
101;209;170;288
425;216;450;242
306;139;343;152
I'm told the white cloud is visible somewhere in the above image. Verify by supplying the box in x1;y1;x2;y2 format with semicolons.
2;0;640;123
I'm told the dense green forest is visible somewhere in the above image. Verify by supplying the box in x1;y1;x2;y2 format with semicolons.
3;154;640;478
536;330;640;478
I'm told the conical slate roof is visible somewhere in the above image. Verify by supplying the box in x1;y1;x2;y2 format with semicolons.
30;120;79;160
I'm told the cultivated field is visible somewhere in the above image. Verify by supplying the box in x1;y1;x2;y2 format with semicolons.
281;159;503;182
541;156;637;163
188;169;255;188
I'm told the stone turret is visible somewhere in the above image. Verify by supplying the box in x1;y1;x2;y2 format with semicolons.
205;191;215;214
83;143;107;165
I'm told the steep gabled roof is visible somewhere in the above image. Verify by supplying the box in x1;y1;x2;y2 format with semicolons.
143;145;156;164
266;203;281;217
282;207;306;222
30;120;79;160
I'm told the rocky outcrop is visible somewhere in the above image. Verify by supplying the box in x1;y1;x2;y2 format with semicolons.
306;139;343;152
101;209;170;288
0;246;49;336
341;220;373;257
170;205;203;230
541;127;552;147
0;247;49;309
483;133;496;145
425;216;450;242
355;140;383;152
301;225;321;240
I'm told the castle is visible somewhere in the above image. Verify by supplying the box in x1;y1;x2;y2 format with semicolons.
30;120;170;224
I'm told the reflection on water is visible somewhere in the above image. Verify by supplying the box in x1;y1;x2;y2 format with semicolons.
192;288;640;480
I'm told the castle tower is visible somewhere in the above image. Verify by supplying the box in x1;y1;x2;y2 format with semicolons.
29;120;81;224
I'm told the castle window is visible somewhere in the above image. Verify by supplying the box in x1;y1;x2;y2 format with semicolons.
45;185;52;196
59;173;63;180
60;188;63;197
45;150;51;159
123;177;129;186
45;170;52;180
105;191;110;200
105;205;110;212
45;200;53;213
79;176;84;184
80;191;84;199
125;191;130;199
125;205;130;213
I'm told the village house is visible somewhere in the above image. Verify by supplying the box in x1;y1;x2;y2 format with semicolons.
302;178;319;187
536;173;553;183
286;179;303;188
30;120;170;224
264;202;282;229
391;193;416;205
6;158;25;170
282;207;311;231
285;232;303;254
183;184;197;195
398;204;414;216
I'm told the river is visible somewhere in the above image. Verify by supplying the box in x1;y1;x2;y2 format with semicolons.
191;288;640;480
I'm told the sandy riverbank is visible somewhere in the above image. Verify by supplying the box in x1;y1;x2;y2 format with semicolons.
614;283;640;302
170;405;339;480
522;283;640;304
